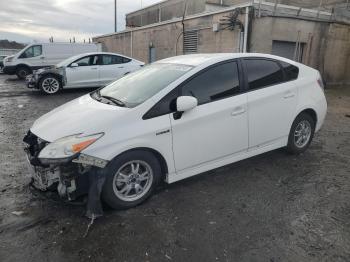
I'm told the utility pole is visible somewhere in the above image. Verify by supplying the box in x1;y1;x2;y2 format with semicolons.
114;0;117;32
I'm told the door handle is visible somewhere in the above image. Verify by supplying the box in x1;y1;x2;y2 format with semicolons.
40;56;45;59
283;91;295;99
91;67;98;70
231;106;245;116
118;66;124;69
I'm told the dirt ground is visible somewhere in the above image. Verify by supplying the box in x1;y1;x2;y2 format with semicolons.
0;73;349;262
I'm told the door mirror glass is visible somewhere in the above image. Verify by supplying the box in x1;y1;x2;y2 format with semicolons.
176;96;198;112
71;63;79;67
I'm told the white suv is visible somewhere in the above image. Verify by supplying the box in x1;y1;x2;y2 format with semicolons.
24;53;327;215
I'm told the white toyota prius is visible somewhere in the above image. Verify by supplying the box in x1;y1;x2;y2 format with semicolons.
24;53;327;214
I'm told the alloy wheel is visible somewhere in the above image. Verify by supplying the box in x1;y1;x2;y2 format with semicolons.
294;120;312;148
112;160;154;202
42;78;60;94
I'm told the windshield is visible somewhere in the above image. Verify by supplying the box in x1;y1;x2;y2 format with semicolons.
95;63;193;108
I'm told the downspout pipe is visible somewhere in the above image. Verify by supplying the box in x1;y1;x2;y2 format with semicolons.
243;6;249;53
181;1;188;55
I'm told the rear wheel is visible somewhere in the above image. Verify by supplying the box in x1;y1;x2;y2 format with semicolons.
39;75;61;94
102;150;162;209
287;113;315;154
16;66;31;79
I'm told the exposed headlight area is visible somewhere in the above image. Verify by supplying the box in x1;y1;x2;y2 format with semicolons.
23;131;108;201
38;133;104;163
5;56;14;63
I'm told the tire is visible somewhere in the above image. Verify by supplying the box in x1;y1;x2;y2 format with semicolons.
16;66;31;79
102;150;162;209
287;113;315;154
39;75;61;95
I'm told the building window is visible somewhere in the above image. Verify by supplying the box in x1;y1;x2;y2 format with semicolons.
183;30;198;54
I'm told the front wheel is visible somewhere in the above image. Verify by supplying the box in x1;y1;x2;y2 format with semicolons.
16;66;31;79
287;113;315;154
39;75;61;94
102;150;162;209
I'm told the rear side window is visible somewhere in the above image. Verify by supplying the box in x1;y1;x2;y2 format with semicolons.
101;55;130;65
19;45;42;58
181;61;240;105
280;61;299;81
244;59;284;90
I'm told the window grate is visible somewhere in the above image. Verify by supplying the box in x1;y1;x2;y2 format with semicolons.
183;30;198;54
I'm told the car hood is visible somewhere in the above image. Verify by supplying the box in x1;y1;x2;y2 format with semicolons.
31;94;130;142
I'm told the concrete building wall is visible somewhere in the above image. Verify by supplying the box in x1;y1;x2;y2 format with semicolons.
96;4;350;87
99;9;243;63
323;23;350;86
127;0;208;27
250;16;350;86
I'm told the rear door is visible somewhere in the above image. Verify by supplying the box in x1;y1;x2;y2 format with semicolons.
98;54;132;86
243;58;298;149
65;55;100;88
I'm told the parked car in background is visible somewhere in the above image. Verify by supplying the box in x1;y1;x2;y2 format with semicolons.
26;52;144;94
24;53;327;211
0;55;7;72
2;42;101;79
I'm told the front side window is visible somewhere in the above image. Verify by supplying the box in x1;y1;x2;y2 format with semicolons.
244;59;284;90
96;63;193;108
73;55;98;67
143;88;179;119
19;45;42;59
181;61;240;105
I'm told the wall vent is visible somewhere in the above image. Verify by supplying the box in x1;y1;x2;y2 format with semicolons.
183;30;198;54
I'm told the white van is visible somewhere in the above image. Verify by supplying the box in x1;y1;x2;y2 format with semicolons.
2;42;101;79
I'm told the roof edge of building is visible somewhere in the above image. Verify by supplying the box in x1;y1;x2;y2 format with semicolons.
94;0;333;40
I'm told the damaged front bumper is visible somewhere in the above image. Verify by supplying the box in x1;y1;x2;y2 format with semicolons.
26;74;39;89
23;131;109;205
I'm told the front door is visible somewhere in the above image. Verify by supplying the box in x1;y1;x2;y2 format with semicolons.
65;55;100;88
170;61;248;172
18;45;44;68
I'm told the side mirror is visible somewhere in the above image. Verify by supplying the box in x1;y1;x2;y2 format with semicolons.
176;96;198;112
70;63;79;67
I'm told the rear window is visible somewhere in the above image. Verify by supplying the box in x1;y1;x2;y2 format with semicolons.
280;61;299;81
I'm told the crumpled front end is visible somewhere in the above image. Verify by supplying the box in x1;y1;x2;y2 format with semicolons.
26;66;65;89
23;130;109;218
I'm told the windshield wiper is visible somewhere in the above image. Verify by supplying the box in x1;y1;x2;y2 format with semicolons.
100;95;126;107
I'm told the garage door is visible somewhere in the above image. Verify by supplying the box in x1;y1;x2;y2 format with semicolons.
272;40;304;62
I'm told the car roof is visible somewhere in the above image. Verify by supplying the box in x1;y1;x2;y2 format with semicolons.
156;53;299;67
71;52;130;57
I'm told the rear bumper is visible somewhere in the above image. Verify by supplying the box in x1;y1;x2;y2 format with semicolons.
2;65;16;75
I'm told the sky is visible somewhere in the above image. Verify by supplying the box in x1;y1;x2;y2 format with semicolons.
0;0;161;44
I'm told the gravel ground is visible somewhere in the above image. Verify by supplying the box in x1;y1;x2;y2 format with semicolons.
0;74;349;262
